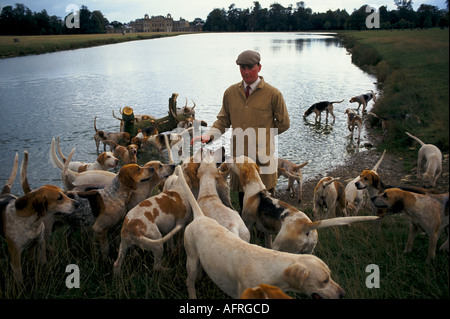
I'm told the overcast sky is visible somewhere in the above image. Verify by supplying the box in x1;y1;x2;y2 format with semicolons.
0;0;447;23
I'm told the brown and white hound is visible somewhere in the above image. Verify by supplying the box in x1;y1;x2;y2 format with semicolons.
349;90;376;113
94;116;131;153
371;188;448;262
62;149;154;258
1;152;79;284
345;108;363;144
53;137;119;172
276;158;310;203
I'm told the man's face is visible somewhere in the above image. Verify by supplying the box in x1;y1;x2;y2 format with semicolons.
239;64;262;85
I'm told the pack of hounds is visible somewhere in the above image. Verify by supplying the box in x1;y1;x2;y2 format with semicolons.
1;91;447;299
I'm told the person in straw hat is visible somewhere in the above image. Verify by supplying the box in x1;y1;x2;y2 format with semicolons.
191;49;290;212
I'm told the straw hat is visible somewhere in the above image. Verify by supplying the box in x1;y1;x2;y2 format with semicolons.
123;106;133;115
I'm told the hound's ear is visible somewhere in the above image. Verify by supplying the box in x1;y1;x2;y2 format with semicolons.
283;263;309;290
15;193;45;217
32;194;47;217
14;195;29;214
391;197;405;213
218;164;230;179
118;165;138;190
372;174;380;189
241;166;250;186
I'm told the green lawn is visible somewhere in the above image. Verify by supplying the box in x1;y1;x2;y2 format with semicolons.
0;32;188;58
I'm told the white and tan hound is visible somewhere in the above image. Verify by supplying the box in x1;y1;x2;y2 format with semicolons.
126;160;176;211
345;108;363;144
354;150;387;200
50;138;116;187
102;140;138;165
177;165;346;299
1;152;79;284
277;158;310;203
371;188;449;262
113;167;191;274
313;177;350;221
53;137;118;172
62;149;154;258
197;149;250;242
405;132;442;188
349;90;376;113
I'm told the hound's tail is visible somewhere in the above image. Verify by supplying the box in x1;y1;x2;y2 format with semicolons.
62;148;77;191
405;132;425;146
331;99;345;104
136;224;183;245
297;160;310;169
322;178;337;188
20;151;31;194
372;149;386;173
278;167;300;179
94;116;98;133
50;137;65;170
176;165;204;219
112;110;122;121
306;216;379;231
1;152;18;195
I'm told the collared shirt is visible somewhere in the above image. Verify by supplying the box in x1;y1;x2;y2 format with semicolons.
243;77;261;96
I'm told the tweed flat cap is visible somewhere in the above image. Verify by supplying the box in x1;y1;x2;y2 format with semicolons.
236;50;261;65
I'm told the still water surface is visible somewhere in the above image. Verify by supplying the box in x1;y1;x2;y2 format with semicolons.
0;32;377;194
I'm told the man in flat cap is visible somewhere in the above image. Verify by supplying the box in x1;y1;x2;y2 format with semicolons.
192;49;290;212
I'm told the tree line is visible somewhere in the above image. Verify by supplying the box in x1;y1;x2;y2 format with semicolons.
1;1;449;35
203;1;449;32
0;3;109;35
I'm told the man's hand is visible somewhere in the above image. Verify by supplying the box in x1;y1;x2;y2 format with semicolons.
190;135;211;145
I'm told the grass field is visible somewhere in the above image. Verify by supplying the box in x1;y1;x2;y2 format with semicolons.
0;204;448;299
0;30;448;300
337;29;449;156
0;32;188;58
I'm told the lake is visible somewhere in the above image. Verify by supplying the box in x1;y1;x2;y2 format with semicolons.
0;32;377;194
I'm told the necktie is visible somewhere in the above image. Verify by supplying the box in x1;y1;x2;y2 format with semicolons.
245;85;250;98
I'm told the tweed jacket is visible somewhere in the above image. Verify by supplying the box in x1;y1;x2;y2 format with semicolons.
208;76;290;190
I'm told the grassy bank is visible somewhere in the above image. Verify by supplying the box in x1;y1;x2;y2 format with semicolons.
337;29;449;158
0;32;189;58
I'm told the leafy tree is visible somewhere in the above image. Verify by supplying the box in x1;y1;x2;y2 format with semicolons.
204;8;227;31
